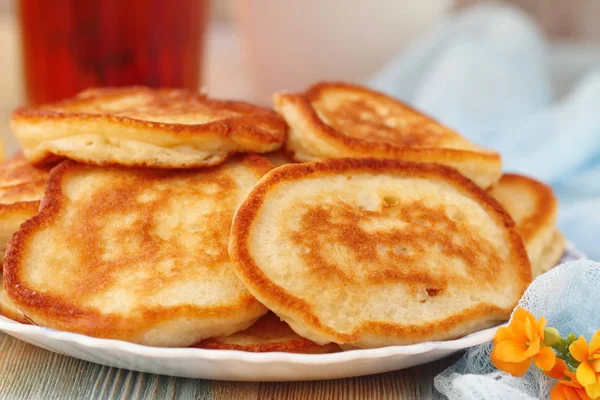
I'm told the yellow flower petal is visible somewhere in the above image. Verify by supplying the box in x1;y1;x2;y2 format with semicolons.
560;380;585;389
585;382;600;400
538;316;548;338
493;340;529;363
576;362;597;387
512;307;533;321
546;358;568;380
525;317;535;342
589;330;600;355
534;346;556;371
511;308;534;342
550;384;589;400
570;389;589;400
491;353;531;376
562;388;579;400
550;384;569;400
591;359;600;374
571;336;590;363
576;389;593;400
565;387;584;400
494;326;516;345
565;370;580;384
512;325;529;344
524;337;540;358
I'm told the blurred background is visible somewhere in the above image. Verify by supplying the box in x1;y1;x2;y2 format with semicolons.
1;0;599;108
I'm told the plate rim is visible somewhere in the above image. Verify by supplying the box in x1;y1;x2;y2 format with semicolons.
0;243;583;366
0;315;497;364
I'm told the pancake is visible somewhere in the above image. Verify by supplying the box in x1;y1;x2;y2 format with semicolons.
229;158;531;348
0;152;49;265
274;82;501;188
195;312;340;353
4;155;272;347
263;150;295;167
488;174;564;277
537;230;566;276
0;270;28;323
12;86;287;168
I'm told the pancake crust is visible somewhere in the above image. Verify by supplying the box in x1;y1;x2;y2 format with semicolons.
0;152;49;266
229;158;531;348
263;150;295;167
195;312;341;353
274;82;501;188
537;230;566;275
4;155;273;346
12;87;287;168
0;271;28;324
488;174;562;277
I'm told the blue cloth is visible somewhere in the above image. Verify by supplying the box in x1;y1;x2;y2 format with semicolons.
367;4;600;260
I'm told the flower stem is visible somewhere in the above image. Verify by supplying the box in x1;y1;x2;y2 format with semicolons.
546;330;580;370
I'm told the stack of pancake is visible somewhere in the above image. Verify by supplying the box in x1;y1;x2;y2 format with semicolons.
0;83;564;351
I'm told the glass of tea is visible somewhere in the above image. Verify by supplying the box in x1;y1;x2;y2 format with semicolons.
18;0;208;104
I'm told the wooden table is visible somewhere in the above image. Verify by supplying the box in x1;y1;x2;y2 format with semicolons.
0;332;456;399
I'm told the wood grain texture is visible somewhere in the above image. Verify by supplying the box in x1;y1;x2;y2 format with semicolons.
0;332;459;399
250;357;456;400
0;333;212;400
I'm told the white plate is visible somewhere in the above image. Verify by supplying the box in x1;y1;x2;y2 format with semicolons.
0;245;584;381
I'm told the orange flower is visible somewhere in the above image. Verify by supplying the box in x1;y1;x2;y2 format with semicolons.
548;359;591;400
547;358;570;380
569;330;600;399
491;308;556;376
550;373;592;400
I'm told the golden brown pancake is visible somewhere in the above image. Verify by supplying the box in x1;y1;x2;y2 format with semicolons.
0;270;28;323
537;230;566;276
274;82;501;188
4;155;272;346
0;152;49;266
195;312;341;353
12;86;287;168
229;158;530;348
488;174;564;277
263;150;295;167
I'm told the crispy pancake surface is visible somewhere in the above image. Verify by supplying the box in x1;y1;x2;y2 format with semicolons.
4;155;272;346
0;152;48;264
274;82;501;188
537;230;566;275
12;87;286;168
195;312;340;353
230;158;530;348
488;174;563;277
0;270;28;323
263;150;295;167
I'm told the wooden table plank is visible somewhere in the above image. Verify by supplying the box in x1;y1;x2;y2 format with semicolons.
0;331;458;399
250;356;457;400
210;381;259;400
0;333;214;400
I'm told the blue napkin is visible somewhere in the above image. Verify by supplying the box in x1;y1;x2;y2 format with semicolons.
367;4;600;260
